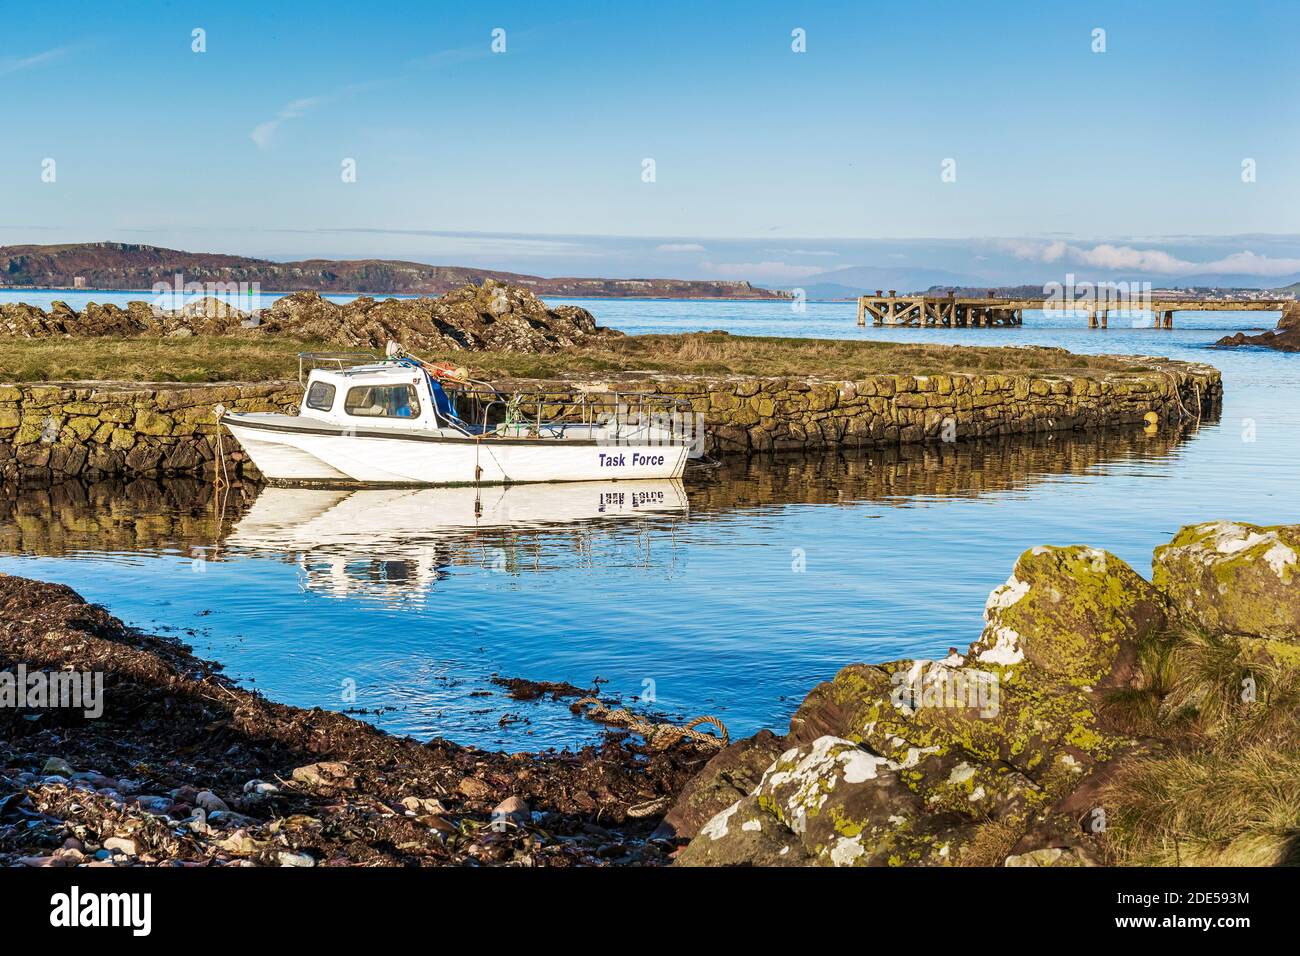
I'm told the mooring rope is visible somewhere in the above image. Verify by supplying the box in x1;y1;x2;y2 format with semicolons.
213;404;230;491
571;696;729;751
626;796;673;818
1142;363;1195;421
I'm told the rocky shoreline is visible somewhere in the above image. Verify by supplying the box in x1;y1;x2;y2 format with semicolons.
0;281;619;354
3;518;1297;867
1215;303;1300;351
0;575;716;867
670;520;1300;867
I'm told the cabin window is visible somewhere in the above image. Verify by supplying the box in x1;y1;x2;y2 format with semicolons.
344;385;422;419
304;381;336;412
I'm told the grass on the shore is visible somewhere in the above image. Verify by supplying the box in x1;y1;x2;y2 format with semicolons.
1102;625;1300;866
0;332;1142;384
0;337;317;384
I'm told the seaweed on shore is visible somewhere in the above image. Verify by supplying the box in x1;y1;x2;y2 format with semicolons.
0;574;714;867
489;675;596;702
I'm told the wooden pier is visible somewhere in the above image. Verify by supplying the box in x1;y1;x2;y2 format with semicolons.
856;290;1296;330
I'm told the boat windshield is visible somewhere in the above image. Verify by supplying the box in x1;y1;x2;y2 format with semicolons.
344;384;422;419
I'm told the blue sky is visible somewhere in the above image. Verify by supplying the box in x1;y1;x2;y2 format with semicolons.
2;0;1299;286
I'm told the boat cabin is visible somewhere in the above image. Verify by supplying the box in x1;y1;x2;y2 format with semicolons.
298;364;469;432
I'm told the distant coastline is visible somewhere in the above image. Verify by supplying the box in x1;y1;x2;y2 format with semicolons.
0;285;798;303
0;242;790;301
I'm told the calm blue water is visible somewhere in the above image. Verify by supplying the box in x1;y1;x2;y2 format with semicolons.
0;294;1296;751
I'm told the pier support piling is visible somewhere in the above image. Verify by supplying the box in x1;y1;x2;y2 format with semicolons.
854;293;1276;331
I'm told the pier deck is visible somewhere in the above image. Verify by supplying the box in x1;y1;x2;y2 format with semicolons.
856;291;1295;329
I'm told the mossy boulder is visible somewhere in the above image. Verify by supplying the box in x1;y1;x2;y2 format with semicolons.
1004;847;1095;867
677;736;970;867
1152;521;1300;641
653;730;784;842
674;794;811;866
970;545;1165;687
676;522;1300;869
786;650;1120;792
676;543;1161;868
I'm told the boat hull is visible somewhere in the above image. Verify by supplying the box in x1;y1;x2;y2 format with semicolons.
222;415;691;486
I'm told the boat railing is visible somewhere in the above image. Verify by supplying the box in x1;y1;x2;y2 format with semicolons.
297;351;379;385
449;387;699;446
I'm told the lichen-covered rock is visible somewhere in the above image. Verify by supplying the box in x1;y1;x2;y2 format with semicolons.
970;545;1165;687
677;520;1300;869
787;654;1113;801
677;736;970;867
653;729;784;842
1152;521;1300;641
674;795;812;866
1004;847;1095;867
678;544;1164;868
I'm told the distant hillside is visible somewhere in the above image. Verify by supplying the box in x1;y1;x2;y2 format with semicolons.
0;242;787;299
792;264;988;298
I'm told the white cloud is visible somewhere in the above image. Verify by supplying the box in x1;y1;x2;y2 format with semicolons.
1001;240;1300;277
250;96;326;149
700;260;825;281
1196;250;1300;276
0;45;75;77
999;239;1067;263
248;42;472;149
656;243;706;253
1072;244;1192;273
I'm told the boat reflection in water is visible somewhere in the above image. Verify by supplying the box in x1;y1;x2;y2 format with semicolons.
224;479;689;603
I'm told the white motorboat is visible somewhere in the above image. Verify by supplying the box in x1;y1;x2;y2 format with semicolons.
220;347;697;486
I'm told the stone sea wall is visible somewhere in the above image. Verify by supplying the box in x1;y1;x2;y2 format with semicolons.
0;361;1221;482
544;361;1221;455
0;383;296;483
